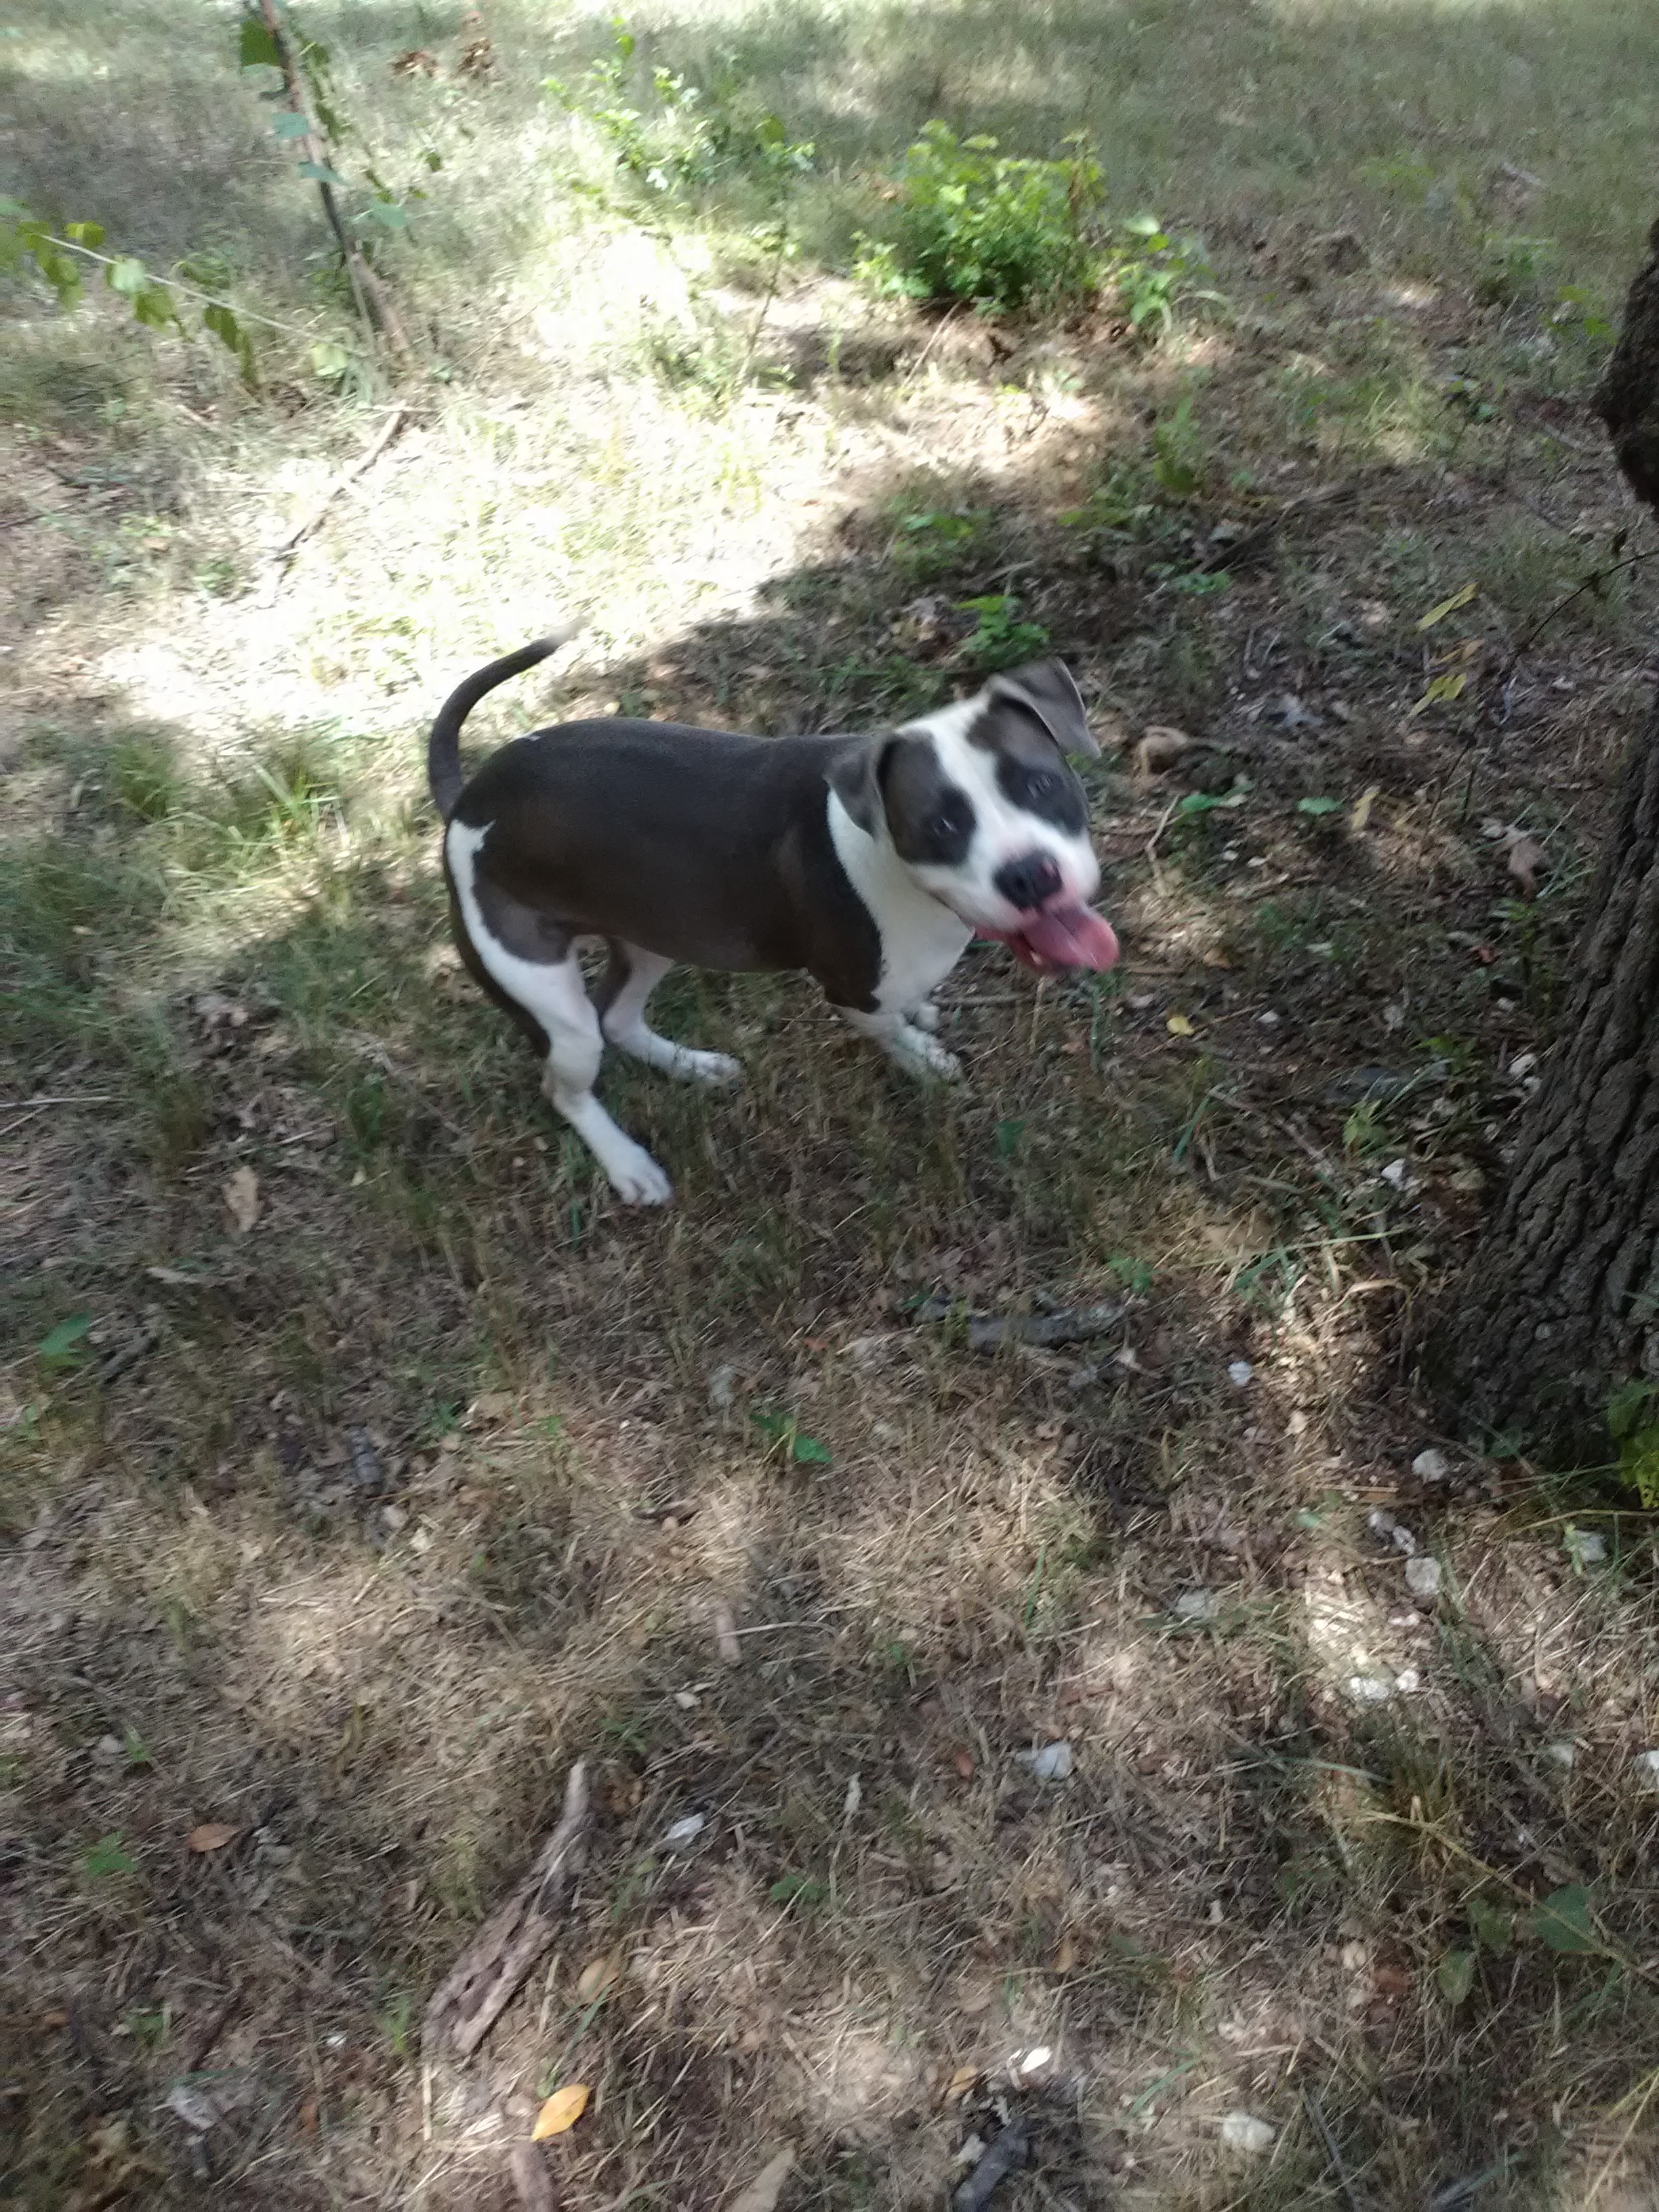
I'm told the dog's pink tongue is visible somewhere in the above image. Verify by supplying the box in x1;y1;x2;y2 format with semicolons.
1008;905;1121;973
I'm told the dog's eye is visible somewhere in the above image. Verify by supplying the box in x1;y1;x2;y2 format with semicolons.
1026;771;1060;798
928;811;960;841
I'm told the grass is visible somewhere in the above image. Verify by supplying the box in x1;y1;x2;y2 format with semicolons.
7;0;1659;2206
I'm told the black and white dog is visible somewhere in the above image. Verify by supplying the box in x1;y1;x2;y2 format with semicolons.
428;637;1120;1205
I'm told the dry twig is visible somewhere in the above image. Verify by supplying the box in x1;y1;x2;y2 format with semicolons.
423;1761;592;2061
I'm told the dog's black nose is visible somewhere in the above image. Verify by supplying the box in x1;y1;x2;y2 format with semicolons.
994;852;1064;911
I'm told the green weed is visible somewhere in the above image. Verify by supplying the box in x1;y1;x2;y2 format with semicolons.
855;123;1102;314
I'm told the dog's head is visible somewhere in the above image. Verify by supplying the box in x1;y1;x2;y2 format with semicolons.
828;660;1118;972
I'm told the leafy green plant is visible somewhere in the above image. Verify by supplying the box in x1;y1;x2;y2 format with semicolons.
36;1313;94;1371
1474;232;1553;308
855;123;1102;314
1608;1378;1659;1507
768;1871;827;1912
1;203;260;387
956;594;1048;670
81;1834;137;1881
1149;396;1207;497
751;1406;832;1466
1108;215;1218;337
1524;1883;1599;1954
548;23;812;208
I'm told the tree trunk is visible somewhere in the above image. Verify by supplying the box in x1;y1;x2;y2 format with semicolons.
1429;223;1659;1458
1430;695;1659;1453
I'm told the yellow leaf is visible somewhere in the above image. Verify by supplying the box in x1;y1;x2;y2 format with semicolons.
1417;581;1477;630
1409;669;1468;717
1349;784;1381;834
1166;1012;1193;1036
576;1952;621;2003
186;1822;238;1853
945;2062;981;2101
1053;1931;1078;1971
531;2084;590;2140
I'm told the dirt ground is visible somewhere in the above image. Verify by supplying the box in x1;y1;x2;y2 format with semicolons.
9;5;1659;2208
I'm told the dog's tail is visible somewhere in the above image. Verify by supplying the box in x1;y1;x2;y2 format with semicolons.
427;628;579;822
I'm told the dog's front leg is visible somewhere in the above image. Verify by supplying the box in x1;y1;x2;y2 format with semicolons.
838;1006;961;1080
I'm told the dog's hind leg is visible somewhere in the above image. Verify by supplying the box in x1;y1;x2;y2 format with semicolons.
598;942;741;1087
447;825;673;1205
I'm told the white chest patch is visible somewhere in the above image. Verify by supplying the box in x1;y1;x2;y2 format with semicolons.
828;793;973;1012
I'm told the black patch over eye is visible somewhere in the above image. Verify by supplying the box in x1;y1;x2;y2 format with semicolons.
998;752;1087;832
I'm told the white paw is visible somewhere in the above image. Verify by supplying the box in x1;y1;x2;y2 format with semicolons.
674;1048;742;1088
894;1027;961;1081
909;1001;942;1033
602;1143;674;1206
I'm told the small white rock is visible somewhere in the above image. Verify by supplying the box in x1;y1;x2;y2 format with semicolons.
1406;1555;1441;1599
1395;1668;1422;1694
1564;1526;1607;1567
661;1813;707;1848
1173;1589;1220;1624
708;1364;737;1411
1227;1359;1254;1387
1509;1051;1538;1077
165;2084;222;2133
1388;1608;1422;1628
1380;1158;1409;1191
1633;1750;1659;1791
1346;1675;1394;1704
1017;1740;1074;1782
1257;1009;1282;1027
1545;1740;1576;1769
1219;2112;1275;2154
1412;1448;1450;1481
1367;1507;1397;1538
1015;2045;1052;2076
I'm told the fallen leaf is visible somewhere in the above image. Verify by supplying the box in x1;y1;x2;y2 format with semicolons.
1053;1932;1078;1971
712;1603;741;1667
1134;724;1193;777
1166;1012;1194;1037
1372;1961;1412;1996
223;1167;259;1235
575;1952;621;2003
298;2097;319;2136
1417;581;1478;630
186;1822;237;1853
953;1748;975;1780
1349;783;1381;833
1506;834;1547;898
723;2144;795;2212
531;2083;590;2140
945;2063;980;2102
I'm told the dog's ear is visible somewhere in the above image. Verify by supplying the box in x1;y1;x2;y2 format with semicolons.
989;660;1099;757
826;736;891;836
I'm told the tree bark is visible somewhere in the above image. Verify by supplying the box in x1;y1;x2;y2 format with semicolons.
1429;226;1659;1457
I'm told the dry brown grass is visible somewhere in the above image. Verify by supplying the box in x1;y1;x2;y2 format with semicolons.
9;3;1659;2207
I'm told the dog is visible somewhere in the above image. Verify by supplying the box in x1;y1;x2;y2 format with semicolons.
428;636;1120;1205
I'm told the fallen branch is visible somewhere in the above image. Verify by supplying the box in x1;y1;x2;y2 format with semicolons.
423;1761;592;2062
271;405;411;560
914;1297;1124;1351
1503;541;1659;668
1193;478;1359;575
